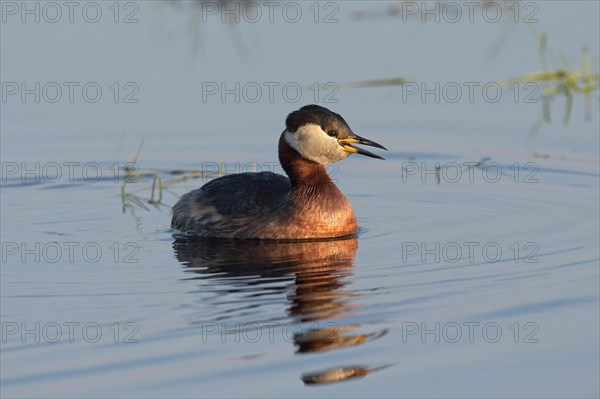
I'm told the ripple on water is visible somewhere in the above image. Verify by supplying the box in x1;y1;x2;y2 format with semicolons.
348;158;599;333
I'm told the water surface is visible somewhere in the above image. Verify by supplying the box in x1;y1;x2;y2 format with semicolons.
1;1;599;397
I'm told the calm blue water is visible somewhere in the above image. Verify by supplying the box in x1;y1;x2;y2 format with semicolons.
1;1;599;397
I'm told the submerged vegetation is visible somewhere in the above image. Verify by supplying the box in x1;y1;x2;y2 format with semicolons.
348;2;599;133
507;29;599;133
119;142;232;211
339;34;599;135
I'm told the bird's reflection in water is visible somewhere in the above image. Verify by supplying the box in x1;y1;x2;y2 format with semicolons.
173;235;389;385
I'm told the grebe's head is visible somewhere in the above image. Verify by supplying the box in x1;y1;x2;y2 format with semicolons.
283;104;387;165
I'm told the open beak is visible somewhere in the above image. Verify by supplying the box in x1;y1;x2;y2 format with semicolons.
338;135;388;160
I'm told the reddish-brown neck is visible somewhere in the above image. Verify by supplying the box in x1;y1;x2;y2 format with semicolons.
277;133;357;236
278;133;333;188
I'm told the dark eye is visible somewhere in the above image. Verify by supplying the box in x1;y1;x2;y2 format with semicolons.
327;130;337;137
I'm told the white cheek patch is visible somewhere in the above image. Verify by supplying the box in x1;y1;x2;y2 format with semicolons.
284;124;349;165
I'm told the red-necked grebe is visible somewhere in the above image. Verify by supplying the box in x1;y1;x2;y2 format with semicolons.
171;104;387;239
